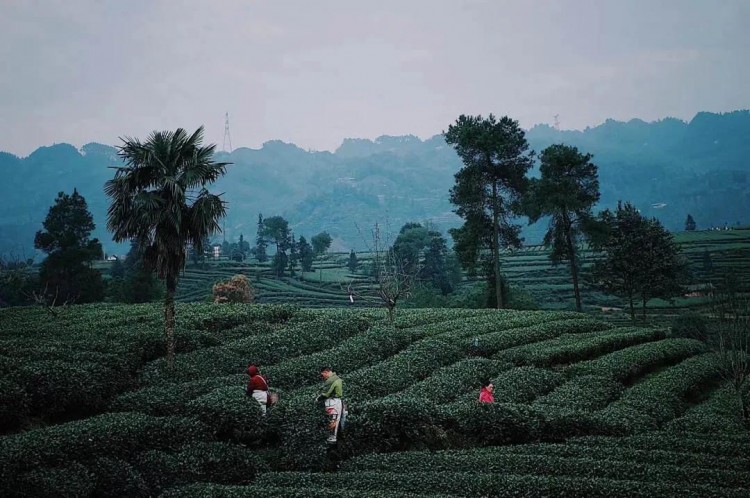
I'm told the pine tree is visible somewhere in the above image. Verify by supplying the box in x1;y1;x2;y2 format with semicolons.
255;213;268;262
445;114;533;308
288;232;298;276
298;236;314;272
347;250;358;273
685;214;697;231
525;144;600;311
34;189;104;304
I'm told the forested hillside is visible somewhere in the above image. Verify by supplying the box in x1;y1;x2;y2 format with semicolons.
1;110;748;258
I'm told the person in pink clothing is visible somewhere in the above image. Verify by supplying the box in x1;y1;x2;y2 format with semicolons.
479;381;495;403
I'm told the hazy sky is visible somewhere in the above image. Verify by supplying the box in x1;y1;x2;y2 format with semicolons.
1;0;748;156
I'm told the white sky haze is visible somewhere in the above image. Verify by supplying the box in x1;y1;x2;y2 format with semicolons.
1;0;748;156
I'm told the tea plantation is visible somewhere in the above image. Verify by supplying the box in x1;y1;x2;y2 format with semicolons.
1;303;748;496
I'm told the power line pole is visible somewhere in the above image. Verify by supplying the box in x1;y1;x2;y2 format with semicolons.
553;114;560;131
223;112;233;152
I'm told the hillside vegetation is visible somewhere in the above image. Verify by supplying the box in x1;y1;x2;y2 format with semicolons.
1;110;749;257
162;229;750;322
1;303;748;496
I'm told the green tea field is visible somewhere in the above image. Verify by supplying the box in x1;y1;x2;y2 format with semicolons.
1;303;748;496
171;230;750;320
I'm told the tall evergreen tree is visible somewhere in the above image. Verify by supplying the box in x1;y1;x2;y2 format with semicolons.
445;114;533;308
311;231;332;257
347;249;358;273
685;214;697;231
105;126;228;369
298;236;314;272
525;144;600;312
263;216;291;253
255;213;268;262
34;189;104;304
288;232;298;276
422;232;453;295
591;202;687;321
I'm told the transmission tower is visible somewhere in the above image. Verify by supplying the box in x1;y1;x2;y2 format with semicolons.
222;112;233;152
553;114;560;131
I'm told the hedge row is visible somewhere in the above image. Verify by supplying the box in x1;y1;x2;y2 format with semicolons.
141;315;370;386
253;470;747;498
344;338;465;402
342;450;750;490
162;484;446;498
392;308;579;330
111;374;244;416
0;412;210;488
224;315;370;363
472;441;750;472
9;458;150;498
0;326;219;431
593;353;721;433
260;324;419;390
534;375;623;411
178;303;297;331
136;442;269;494
392;358;512;404
565;338;707;383
495;327;664;367
573;432;750;458
666;383;748;435
474;318;613;357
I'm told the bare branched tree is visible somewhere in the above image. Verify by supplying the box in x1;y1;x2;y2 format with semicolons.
710;289;750;423
356;221;420;325
26;282;70;317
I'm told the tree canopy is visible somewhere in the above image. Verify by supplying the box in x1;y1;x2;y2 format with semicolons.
526;144;600;311
445;114;534;308
105;126;229;368
34;189;104;304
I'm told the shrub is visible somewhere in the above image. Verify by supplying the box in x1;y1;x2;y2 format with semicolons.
439;402;544;446
565;338;706;383
535;375;623;412
253;470;737;497
0;378;29;432
393;358;511;404
344;338;465;403
161;484;441;498
592;354;721;434
111;375;243;416
671;312;710;342
136;442;269;494
475;319;613;357
7;463;96;497
346;398;446;454
187;386;266;440
666;384;748;435
213;274;255;304
341;449;750;490
496;328;664;368
0;412;210;482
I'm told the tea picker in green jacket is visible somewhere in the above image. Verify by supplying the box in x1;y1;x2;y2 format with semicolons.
317;366;346;443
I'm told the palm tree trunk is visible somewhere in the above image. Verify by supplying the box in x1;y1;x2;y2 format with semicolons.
491;182;503;309
164;275;177;370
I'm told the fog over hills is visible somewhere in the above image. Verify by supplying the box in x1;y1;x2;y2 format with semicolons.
1;110;748;259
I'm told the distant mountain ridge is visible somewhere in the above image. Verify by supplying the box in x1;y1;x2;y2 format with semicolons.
1;110;748;259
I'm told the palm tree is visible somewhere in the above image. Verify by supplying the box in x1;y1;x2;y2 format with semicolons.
105;126;229;369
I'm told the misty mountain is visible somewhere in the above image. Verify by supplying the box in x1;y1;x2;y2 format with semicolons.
1;110;748;259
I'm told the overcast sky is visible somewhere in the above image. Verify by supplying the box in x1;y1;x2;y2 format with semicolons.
1;0;748;156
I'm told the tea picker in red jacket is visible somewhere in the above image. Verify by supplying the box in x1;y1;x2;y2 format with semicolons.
479;380;494;403
246;364;270;415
